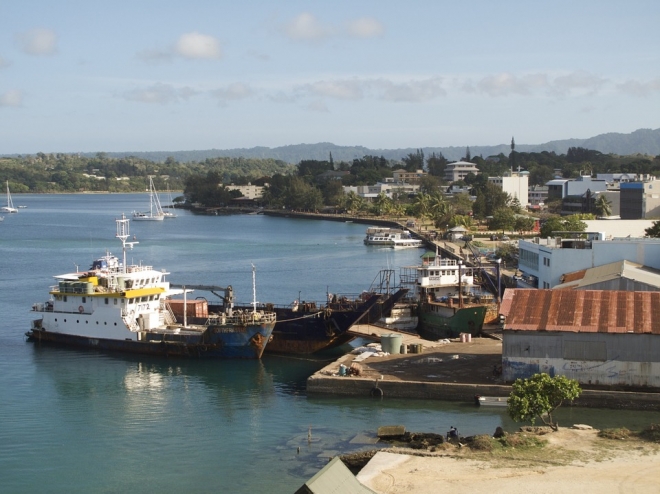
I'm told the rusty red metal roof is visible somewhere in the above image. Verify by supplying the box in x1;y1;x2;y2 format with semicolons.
500;289;660;334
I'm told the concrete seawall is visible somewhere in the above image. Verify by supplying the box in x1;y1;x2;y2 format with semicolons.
306;350;660;410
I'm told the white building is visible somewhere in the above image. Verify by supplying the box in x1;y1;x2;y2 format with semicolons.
546;175;608;202
517;233;660;289
444;161;480;182
488;170;529;206
343;182;419;200
224;183;265;200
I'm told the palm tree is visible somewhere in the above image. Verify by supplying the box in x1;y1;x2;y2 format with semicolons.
594;194;612;218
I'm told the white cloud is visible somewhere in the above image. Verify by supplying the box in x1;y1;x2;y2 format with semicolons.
616;78;660;97
15;28;57;56
283;13;332;41
473;72;548;97
345;17;384;38
0;56;10;68
377;77;446;102
174;32;222;59
306;100;329;112
0;90;23;107
301;79;364;100
212;83;255;102
122;83;198;104
550;70;606;96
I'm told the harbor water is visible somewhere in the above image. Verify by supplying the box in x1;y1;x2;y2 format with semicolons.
1;194;657;493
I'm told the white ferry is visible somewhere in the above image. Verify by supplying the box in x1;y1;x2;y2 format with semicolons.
27;215;276;359
364;227;416;246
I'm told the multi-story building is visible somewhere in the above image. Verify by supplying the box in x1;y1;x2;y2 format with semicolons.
343;182;420;201
527;185;548;207
224;183;265;200
546;175;608;202
517;233;660;289
620;180;660;219
392;169;427;184
444;161;480;182
488;170;529;206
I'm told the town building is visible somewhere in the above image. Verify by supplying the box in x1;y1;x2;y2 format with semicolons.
392;169;426;184
444;161;480;182
546;176;608;202
500;289;660;388
488;170;529;206
527;185;548;208
619;180;660;219
560;190;620;217
224;183;265;200
517;233;660;289
553;260;660;292
343;182;420;201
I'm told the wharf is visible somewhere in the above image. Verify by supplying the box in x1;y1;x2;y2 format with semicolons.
307;325;660;410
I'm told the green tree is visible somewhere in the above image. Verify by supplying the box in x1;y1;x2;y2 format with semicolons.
594;194;612;217
507;373;581;431
644;220;660;238
514;215;536;233
539;214;588;237
489;207;515;232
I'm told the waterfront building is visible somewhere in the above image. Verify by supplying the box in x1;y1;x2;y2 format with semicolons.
343;182;420;201
224;183;265;200
500;289;660;388
517;233;660;289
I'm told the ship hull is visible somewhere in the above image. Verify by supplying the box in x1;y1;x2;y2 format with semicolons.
27;320;275;359
416;303;488;341
230;288;408;354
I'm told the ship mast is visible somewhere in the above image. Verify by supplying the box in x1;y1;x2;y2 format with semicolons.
251;264;257;314
115;213;138;274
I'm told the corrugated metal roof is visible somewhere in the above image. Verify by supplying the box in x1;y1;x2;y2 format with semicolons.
554;260;660;290
501;289;660;334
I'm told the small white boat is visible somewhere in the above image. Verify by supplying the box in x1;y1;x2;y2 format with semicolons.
475;395;508;407
364;227;413;246
390;237;423;249
1;181;18;214
133;176;165;221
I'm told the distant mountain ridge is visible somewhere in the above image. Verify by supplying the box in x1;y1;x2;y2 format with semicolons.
85;127;660;163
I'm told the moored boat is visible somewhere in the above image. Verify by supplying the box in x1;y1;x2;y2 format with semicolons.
364;227;411;246
133;176;165;221
230;270;409;354
400;251;496;340
474;395;508;407
1;180;18;214
27;215;276;359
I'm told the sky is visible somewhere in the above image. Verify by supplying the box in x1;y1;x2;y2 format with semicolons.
1;0;659;155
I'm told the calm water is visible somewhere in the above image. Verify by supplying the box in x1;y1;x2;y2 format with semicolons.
0;194;657;493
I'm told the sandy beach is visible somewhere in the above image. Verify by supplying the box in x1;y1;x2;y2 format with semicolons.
357;428;660;493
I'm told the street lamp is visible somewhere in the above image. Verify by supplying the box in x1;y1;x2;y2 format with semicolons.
495;258;502;305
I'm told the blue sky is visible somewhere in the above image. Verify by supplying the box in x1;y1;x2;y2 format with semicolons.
1;0;658;154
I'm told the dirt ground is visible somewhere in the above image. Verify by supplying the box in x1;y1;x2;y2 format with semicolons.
351;336;505;386
357;427;660;493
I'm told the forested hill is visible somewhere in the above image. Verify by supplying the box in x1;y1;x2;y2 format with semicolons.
10;128;660;164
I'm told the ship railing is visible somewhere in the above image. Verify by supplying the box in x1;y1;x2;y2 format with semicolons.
216;310;277;325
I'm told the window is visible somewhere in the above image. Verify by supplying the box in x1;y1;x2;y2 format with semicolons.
82;297;86;303
105;298;109;305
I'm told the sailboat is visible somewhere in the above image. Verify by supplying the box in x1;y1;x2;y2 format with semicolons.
162;184;177;218
1;181;18;213
132;177;165;221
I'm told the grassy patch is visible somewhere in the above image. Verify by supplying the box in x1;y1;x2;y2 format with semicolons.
598;427;632;440
639;423;660;443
